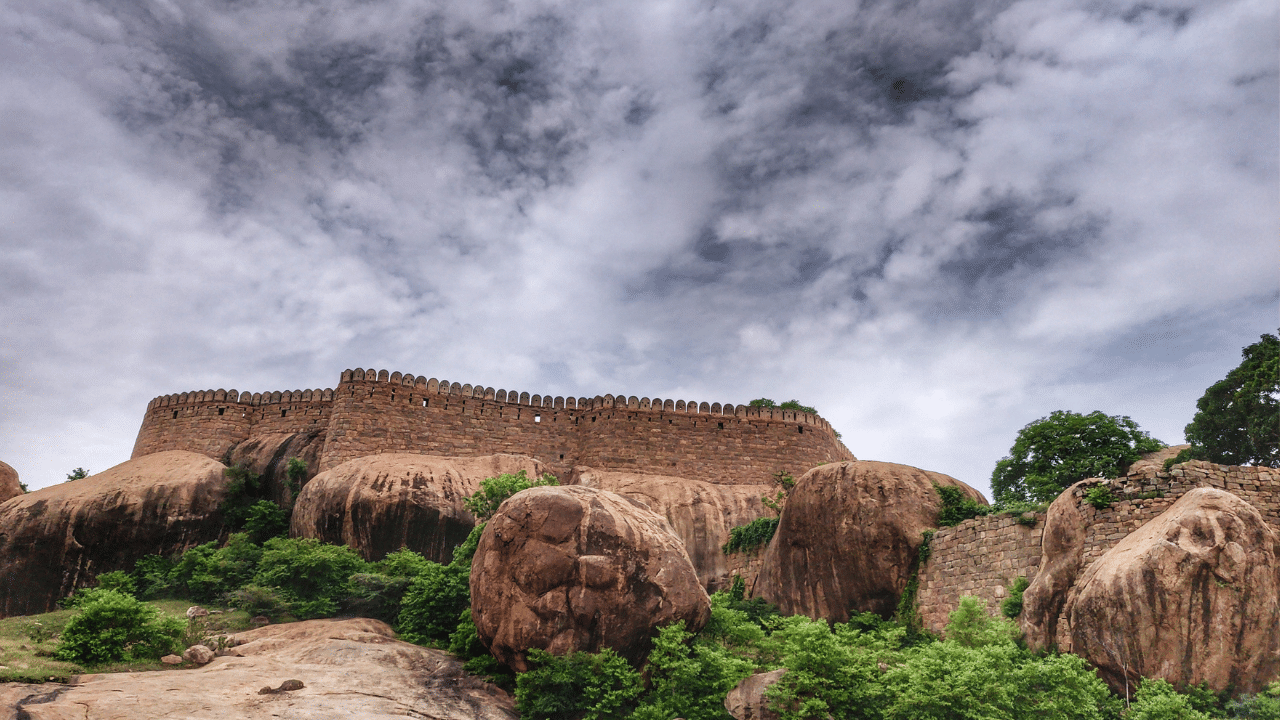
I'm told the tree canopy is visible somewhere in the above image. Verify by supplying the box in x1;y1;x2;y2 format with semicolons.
1181;333;1279;468
991;410;1164;504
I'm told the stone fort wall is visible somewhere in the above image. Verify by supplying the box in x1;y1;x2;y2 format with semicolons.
916;461;1280;633
132;368;854;485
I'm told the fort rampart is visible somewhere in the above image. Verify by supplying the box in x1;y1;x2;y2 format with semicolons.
916;461;1280;633
132;368;854;485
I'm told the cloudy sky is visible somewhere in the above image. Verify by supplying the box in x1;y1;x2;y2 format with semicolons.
2;0;1276;495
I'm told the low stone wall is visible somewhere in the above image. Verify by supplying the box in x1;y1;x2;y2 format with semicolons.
917;460;1279;634
725;548;767;595
916;513;1044;632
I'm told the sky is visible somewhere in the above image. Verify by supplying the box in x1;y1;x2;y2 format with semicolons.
1;0;1276;497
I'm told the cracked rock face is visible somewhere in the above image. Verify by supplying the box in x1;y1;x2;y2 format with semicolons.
755;460;987;621
290;453;545;563
1066;487;1280;694
0;451;229;617
470;485;710;671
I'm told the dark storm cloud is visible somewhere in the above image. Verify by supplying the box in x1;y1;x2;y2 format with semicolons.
0;0;1274;494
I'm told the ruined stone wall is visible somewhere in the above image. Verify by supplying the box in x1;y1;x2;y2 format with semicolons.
916;461;1280;634
725;548;768;594
132;368;853;486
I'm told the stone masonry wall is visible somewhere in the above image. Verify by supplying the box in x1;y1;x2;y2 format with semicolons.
917;461;1279;634
725;548;768;594
132;368;854;486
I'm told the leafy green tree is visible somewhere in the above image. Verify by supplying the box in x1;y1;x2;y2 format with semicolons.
285;457;308;498
66;467;89;481
515;648;644;720
1125;679;1212;720
749;398;818;414
943;596;1019;648
762;615;887;720
463;470;558;521
1181;333;1279;468
53;590;183;665
253;537;367;619
632;621;754;720
395;561;471;645
991;410;1163;504
243;500;290;543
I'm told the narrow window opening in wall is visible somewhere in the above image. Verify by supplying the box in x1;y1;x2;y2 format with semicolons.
574;417;579;425
535;413;541;423
592;416;596;423
718;422;723;429
218;408;225;416
693;422;697;428
798;425;803;433
391;392;395;401
172;410;178;419
423;399;428;407
517;410;521;419
282;409;287;417
669;420;673;424
559;454;565;460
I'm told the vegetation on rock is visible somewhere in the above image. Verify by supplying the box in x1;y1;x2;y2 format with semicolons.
1175;333;1280;469
991;410;1164;505
722;517;780;554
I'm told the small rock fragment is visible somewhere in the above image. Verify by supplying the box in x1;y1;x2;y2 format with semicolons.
186;606;209;619
182;644;215;665
259;679;305;694
161;655;183;665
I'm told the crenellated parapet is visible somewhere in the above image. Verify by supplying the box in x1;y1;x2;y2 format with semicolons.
133;368;854;485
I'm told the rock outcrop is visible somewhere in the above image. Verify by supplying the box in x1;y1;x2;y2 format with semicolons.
1020;480;1090;650
0;461;20;503
0;618;517;719
725;669;786;720
1064;487;1280;694
290;453;545;563
569;467;772;590
225;431;326;506
0;451;229;617
755;460;986;621
470;485;710;671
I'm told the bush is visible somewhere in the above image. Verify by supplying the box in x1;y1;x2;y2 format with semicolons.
632;621;754;720
166;534;264;603
723;517;780;554
1084;485;1117;510
464;470;558;521
448;609;510;684
944;597;1018;648
220;464;267;529
345;573;414;624
991;410;1163;505
243;500;290;543
515;648;644;720
66;467;89;481
1226;681;1280;719
95;570;137;596
1001;576;1030;619
1126;678;1212;720
53;590;184;666
253;537;367;619
396;561;471;645
762;615;886;720
936;485;990;527
226;584;289;620
131;554;177;599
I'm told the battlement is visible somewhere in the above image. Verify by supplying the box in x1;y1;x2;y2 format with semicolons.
132;368;854;485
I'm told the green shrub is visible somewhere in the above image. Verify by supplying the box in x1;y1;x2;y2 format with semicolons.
632;621;754;720
919;530;936;563
220;464;267;528
447;609;511;685
762;615;886;720
285;457;307;497
464;470;558;521
375;548;435;577
66;467;89;481
165;533;264;603
515;647;644;720
243;500;289;543
936;485;990;527
252;537;367;619
53;590;184;666
945;597;1019;648
1126;678;1212;720
395;561;471;645
95;570;137;596
1226;681;1280;719
1084;485;1117;510
452;523;485;566
723;517;780;554
345;573;414;624
132;554;177;599
1001;576;1030;619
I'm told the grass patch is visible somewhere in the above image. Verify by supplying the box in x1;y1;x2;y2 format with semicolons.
0;601;255;683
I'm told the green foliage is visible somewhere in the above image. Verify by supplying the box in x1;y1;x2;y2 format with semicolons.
710;589;779;633
1183;333;1280;468
1001;576;1030;619
749;398;818;414
252;537;367;619
749;398;777;408
936;485;991;527
762;615;887;720
395;561;471;645
167;533;264;603
374;547;435;578
448;608;511;684
225;584;288;619
1226;681;1280;719
453;522;485;566
131;554;177;599
723;517;780;554
285;456;307;496
945;596;1019;648
66;467;89;481
632;621;754;720
53;590;183;666
515;648;644;720
220;464;267;529
896;576;923;636
345;573;414;623
18;481;29;493
919;530;936;564
991;410;1164;505
1085;485;1118;510
243;500;290;543
1126;678;1212;720
463;470;558;521
95;570;137;596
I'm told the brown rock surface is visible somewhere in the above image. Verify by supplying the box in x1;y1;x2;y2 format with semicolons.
0;451;229;617
755;460;987;621
725;669;786;720
0;461;20;503
1;618;516;719
1020;480;1090;650
570;467;772;590
290;453;545;563
1065;487;1280;694
225;431;326;506
470;485;710;671
1126;444;1191;475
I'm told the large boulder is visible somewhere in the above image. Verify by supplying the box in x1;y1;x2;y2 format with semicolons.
1020;480;1090;650
0;618;516;719
1064;487;1280;694
291;453;545;563
0;451;228;617
755;460;987;621
570;467;772;590
225;431;326;507
470;485;710;671
0;461;20;503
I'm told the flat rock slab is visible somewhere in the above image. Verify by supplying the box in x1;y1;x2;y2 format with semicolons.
2;618;516;720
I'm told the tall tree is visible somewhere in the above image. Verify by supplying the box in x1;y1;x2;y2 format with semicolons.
1182;333;1279;467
